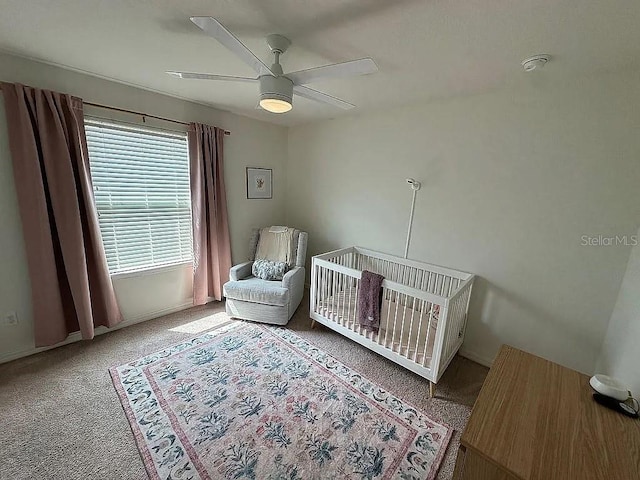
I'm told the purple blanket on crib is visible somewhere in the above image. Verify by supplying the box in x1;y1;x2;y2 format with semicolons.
357;270;384;333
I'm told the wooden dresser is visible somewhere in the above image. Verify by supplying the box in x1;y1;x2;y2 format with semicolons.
453;345;640;479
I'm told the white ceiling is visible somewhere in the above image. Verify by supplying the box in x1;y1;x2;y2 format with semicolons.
0;0;639;126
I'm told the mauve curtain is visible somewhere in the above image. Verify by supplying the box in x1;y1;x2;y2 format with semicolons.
2;82;122;347
188;123;232;304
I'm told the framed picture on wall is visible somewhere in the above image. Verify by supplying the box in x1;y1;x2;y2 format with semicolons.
246;167;273;199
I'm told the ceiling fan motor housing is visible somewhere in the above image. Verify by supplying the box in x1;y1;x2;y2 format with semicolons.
260;74;294;106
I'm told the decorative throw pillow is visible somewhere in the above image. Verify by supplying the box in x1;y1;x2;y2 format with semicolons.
252;259;290;281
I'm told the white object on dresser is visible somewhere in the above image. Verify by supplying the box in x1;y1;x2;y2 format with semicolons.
589;374;631;401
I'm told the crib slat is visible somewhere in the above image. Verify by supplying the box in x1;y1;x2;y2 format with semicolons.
327;268;333;321
405;296;417;357
447;275;455;298
413;279;427;362
337;269;342;321
376;287;385;347
336;268;343;326
354;277;361;336
446;295;464;362
317;264;322;314
416;300;425;363
346;275;352;327
443;300;455;364
331;272;340;323
336;259;342;324
325;267;331;320
398;282;409;353
344;271;350;327
340;267;347;327
422;302;435;367
383;286;393;347
316;266;324;315
321;266;327;316
317;265;322;314
311;263;316;314
342;272;349;327
390;289;402;353
398;293;409;355
406;269;425;358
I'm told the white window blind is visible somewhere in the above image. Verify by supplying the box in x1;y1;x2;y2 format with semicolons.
85;119;193;274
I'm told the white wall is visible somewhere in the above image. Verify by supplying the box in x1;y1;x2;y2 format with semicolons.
287;71;640;374
0;52;287;362
596;227;640;396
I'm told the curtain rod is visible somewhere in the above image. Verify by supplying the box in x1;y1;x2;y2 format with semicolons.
84;101;231;135
0;85;231;136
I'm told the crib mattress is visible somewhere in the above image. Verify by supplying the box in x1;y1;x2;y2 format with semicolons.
317;287;439;367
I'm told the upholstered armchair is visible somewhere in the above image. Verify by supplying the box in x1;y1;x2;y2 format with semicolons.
223;227;308;325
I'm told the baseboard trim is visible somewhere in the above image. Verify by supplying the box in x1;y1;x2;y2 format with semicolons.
458;347;494;368
0;301;194;365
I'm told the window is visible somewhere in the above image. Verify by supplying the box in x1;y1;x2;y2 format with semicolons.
85;119;192;274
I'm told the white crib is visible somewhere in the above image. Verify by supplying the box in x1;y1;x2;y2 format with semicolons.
309;247;475;396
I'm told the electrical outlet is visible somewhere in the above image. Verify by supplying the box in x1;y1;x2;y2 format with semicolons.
3;311;18;326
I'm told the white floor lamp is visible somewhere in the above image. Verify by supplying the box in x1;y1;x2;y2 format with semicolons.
404;178;421;259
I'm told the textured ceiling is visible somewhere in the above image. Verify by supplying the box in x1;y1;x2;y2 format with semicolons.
0;0;639;126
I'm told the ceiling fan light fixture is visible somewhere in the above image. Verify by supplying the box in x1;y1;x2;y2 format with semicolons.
259;74;293;113
259;97;292;113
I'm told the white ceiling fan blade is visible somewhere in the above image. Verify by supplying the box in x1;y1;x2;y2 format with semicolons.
166;71;258;83
287;58;378;85
293;86;355;110
190;16;275;76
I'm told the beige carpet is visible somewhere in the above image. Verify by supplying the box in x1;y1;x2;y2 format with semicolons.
0;295;487;480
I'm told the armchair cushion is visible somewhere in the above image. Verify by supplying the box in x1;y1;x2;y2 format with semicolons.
223;277;289;306
252;259;290;281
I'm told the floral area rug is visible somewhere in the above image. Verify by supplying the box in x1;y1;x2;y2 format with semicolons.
110;322;452;480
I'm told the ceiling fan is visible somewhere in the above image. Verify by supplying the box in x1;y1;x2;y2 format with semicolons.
167;17;378;114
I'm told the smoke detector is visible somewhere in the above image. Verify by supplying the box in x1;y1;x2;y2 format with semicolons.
521;54;550;72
